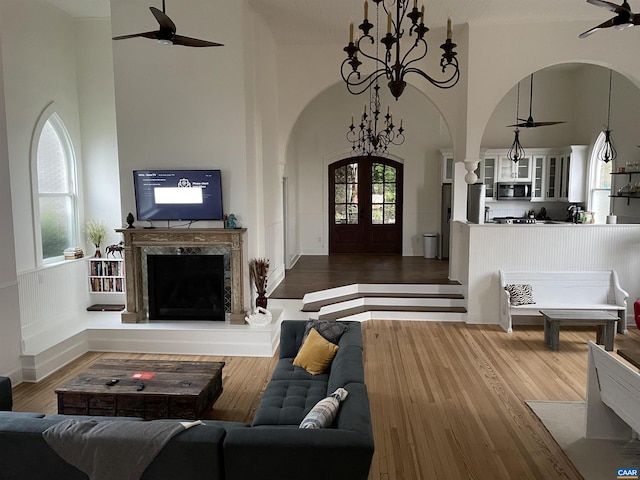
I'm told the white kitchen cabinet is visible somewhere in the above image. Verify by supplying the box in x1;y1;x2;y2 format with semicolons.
558;145;588;202
441;154;454;183
531;155;546;201
498;156;531;181
545;155;559;200
482;156;497;200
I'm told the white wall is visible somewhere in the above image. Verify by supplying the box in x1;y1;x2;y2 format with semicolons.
0;31;21;380
0;0;83;272
76;18;122;249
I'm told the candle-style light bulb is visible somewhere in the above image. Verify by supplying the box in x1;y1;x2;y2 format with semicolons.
350;22;354;42
413;0;417;8
421;5;425;20
364;1;368;20
447;16;452;40
387;12;392;33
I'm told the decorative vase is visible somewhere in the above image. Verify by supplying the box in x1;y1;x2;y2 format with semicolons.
94;245;102;258
256;292;267;309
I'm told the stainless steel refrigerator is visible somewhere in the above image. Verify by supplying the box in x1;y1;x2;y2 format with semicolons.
440;183;485;259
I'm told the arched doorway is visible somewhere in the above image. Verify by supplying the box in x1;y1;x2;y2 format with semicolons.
329;156;403;254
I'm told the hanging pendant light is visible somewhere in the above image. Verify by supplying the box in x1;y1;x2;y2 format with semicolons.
597;69;617;163
507;82;526;163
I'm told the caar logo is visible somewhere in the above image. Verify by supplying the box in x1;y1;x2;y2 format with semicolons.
617;468;639;479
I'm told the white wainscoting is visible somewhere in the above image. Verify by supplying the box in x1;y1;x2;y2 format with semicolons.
454;222;640;326
18;259;90;354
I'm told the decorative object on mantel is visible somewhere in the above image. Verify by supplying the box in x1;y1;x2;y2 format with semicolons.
225;214;237;229
126;212;135;229
245;306;272;327
507;74;566;129
112;0;225;48
579;0;640;38
597;69;617;163
506;82;526;163
105;241;124;258
249;257;269;310
85;220;107;258
341;0;460;100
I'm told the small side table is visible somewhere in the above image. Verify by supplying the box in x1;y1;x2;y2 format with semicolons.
540;310;618;351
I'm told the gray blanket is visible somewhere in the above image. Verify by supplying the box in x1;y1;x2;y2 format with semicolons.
42;419;201;480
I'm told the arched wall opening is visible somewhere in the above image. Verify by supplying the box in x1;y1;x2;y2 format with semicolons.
479;62;640;223
282;80;453;262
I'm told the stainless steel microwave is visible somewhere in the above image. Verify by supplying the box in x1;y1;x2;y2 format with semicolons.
496;183;532;200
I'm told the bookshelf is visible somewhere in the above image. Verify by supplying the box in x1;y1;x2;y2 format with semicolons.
88;258;125;293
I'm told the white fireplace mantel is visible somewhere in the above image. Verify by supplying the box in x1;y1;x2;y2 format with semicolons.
116;228;247;325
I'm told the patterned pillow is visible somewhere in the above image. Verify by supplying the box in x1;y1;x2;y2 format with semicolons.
504;284;535;306
302;319;348;345
299;388;349;429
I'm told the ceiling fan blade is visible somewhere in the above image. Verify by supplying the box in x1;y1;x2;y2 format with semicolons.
112;31;160;41
579;18;616;38
522;121;567;128
172;34;224;47
587;0;630;15
150;6;176;33
632;13;640;24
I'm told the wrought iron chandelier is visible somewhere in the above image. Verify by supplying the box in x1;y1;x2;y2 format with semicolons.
507;82;526;163
597;69;617;163
347;82;405;156
341;0;460;100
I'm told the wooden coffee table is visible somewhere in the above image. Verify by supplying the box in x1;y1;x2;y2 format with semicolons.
540;309;618;351
56;359;225;420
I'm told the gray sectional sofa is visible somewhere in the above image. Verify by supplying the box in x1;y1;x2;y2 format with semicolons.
0;320;374;480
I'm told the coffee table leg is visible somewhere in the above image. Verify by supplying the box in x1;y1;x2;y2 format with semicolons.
544;318;550;347
550;321;560;351
603;322;615;352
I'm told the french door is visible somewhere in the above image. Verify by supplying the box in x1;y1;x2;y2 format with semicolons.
329;157;403;254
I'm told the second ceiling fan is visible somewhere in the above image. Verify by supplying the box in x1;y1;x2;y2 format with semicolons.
506;74;566;129
112;0;224;48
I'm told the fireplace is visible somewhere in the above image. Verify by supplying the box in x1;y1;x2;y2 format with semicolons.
147;254;225;321
116;228;247;324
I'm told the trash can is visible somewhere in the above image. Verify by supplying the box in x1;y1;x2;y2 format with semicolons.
422;233;438;258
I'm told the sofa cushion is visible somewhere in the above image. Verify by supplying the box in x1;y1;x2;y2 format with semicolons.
270;358;330;383
337;322;363;349
0;411;45;419
327;344;365;393
299;388;349;429
252;380;328;426
301;320;348;346
293;328;339;375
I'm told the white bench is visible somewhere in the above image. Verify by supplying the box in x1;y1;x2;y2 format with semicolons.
586;341;640;439
498;270;628;334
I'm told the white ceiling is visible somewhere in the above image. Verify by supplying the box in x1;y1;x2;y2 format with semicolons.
46;0;620;44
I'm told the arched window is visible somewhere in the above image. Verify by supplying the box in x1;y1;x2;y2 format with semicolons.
587;132;612;224
32;106;78;263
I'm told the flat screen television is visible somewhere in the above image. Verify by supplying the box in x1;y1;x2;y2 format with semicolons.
133;169;223;221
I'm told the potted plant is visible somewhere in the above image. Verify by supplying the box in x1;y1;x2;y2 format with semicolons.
85;220;107;258
249;257;269;310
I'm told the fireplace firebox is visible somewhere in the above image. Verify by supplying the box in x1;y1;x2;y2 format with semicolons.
147;254;225;321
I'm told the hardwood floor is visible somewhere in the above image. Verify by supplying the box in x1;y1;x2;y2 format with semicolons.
12;320;640;479
270;255;454;299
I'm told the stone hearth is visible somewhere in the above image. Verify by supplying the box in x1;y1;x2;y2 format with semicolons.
117;228;247;325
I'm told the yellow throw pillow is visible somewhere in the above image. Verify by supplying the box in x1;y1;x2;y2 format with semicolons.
293;328;339;375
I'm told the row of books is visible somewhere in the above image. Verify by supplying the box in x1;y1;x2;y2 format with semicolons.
64;247;84;260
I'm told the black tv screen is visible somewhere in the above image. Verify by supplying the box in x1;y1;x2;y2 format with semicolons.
133;169;223;221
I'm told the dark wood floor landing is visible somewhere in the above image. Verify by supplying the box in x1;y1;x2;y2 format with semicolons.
269;255;453;300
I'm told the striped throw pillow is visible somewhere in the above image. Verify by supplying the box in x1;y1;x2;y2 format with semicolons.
505;284;535;306
299;388;349;429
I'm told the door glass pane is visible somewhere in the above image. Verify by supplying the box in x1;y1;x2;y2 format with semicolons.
347;204;359;224
346;163;358;183
384;184;396;203
384;204;396;224
372;183;383;196
384;166;396;182
371;204;383;224
335;166;346;183
335;204;346;224
335;184;346;203
347;184;358;203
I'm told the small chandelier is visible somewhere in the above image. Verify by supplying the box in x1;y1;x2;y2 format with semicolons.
507;82;526;163
341;0;460;100
347;83;405;156
598;69;617;163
